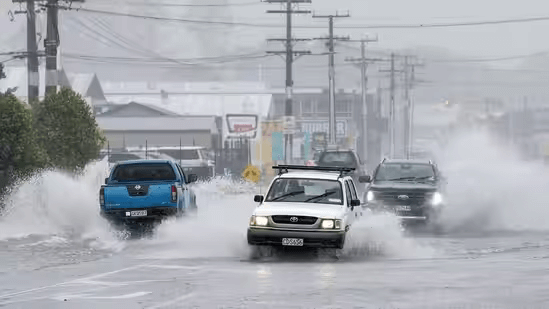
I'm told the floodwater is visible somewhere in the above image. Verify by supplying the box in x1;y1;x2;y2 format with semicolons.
0;131;548;308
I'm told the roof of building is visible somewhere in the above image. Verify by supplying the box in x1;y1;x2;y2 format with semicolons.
98;102;180;117
96;116;218;132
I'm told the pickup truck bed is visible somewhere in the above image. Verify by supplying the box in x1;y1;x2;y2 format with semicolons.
100;160;197;224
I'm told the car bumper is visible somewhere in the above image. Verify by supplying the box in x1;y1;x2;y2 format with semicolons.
101;207;178;222
247;228;345;248
364;201;441;222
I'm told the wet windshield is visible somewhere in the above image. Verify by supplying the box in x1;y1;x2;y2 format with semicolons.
112;163;176;182
265;178;343;205
374;163;436;181
158;149;200;160
317;151;356;167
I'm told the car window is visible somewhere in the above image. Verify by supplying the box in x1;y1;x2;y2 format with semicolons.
344;181;353;206
158;149;200;160
175;163;187;183
264;178;343;205
317;151;357;167
347;180;358;200
111;163;176;182
374;163;436;181
107;153;142;163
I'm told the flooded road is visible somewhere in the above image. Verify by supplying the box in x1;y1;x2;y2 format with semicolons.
1;132;549;308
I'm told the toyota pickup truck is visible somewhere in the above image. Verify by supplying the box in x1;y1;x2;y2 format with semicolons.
99;159;198;227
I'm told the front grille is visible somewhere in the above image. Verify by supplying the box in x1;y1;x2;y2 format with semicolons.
126;185;150;196
375;190;432;206
271;215;318;225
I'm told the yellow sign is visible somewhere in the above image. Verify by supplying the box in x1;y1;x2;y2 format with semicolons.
242;165;261;183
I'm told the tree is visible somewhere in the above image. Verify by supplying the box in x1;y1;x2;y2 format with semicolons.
0;63;5;80
0;94;47;179
33;88;105;173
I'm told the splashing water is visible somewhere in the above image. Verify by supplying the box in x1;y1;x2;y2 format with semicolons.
0;159;124;251
342;211;437;260
436;129;549;234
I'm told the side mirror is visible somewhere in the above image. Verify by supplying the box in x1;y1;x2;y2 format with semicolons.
254;195;264;203
188;174;198;183
104;178;109;184
350;199;361;207
358;175;371;183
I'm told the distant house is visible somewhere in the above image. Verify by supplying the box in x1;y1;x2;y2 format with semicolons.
0;66;106;112
59;73;107;112
95;102;222;149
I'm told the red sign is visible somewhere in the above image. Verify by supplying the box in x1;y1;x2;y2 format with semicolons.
234;124;254;132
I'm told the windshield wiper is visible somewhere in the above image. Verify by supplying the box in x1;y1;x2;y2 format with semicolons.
387;176;418;181
269;190;305;201
304;191;336;203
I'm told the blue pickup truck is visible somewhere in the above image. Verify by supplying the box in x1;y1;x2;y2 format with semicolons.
99;160;198;226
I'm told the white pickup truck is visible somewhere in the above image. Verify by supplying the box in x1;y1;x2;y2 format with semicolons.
247;165;367;251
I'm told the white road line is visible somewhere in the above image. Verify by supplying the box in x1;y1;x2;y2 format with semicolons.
0;264;145;299
145;293;195;309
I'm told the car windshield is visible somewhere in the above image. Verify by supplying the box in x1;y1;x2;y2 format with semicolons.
104;153;143;163
158;149;200;160
264;178;343;205
112;163;176;182
317;151;356;167
374;163;435;181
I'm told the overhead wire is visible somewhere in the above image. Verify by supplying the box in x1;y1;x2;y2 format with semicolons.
55;6;549;29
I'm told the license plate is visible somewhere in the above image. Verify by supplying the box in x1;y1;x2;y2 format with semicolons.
395;206;411;211
282;238;304;246
128;210;147;217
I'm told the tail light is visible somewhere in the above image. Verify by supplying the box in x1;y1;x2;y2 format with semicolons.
171;185;177;202
99;187;105;207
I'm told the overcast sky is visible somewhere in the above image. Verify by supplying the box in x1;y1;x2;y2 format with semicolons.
1;0;548;67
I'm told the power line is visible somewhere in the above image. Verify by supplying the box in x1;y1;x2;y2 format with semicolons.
89;0;259;7
52;6;549;29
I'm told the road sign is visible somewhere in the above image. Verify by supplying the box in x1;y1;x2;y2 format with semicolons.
282;116;296;135
242;165;261;183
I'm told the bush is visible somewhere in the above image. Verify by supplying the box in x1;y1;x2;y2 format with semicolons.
33;88;105;173
0;94;47;178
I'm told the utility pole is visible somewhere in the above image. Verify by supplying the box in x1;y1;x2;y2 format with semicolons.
402;56;423;159
313;12;350;145
12;0;40;102
41;0;85;95
379;53;404;158
265;0;312;164
45;0;59;96
344;36;382;162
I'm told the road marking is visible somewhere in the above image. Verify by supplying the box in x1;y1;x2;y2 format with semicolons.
0;265;145;299
145;293;195;309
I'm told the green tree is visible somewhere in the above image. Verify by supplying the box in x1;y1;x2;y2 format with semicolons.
33;88;105;173
0;94;47;178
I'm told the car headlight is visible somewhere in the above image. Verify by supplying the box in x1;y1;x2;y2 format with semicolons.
432;192;443;206
321;219;342;229
250;215;268;226
366;191;375;202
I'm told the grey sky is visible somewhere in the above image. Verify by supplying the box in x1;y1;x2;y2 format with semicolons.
1;0;547;66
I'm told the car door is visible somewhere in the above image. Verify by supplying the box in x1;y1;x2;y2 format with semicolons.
348;178;362;217
176;163;192;209
345;179;361;220
344;179;356;228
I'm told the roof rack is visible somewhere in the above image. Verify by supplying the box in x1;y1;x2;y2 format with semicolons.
272;165;355;178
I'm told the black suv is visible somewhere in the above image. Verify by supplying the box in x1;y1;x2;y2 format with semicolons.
315;149;368;194
359;159;446;224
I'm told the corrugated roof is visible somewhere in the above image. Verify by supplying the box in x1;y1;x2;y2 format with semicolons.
96;116;218;132
105;94;272;118
98;102;180;117
102;81;268;95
